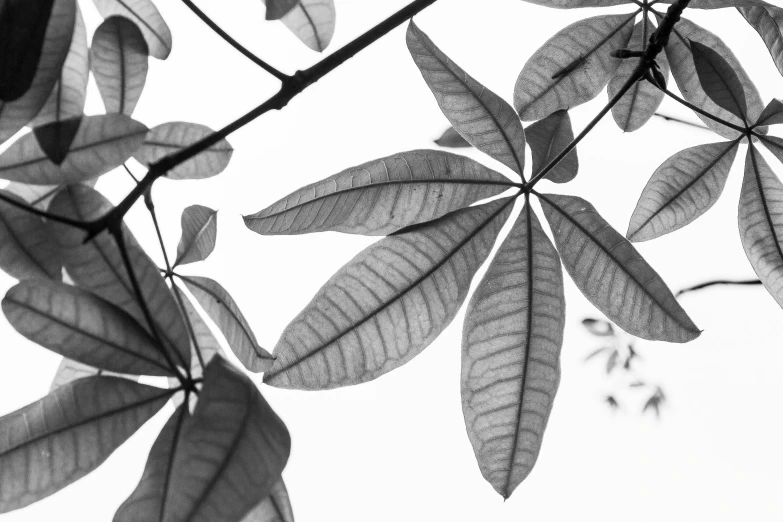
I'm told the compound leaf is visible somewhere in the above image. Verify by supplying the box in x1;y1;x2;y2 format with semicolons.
526;110;578;183
175;205;217;267
92;0;172;59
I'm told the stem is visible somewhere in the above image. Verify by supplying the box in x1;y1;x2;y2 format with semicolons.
677;278;762;297
653;112;711;131
123;163;140;184
144;190;172;276
661;88;748;135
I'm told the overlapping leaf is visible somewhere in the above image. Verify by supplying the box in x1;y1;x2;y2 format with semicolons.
539;193;699;342
278;0;335;52
0;190;60;280
175;205;217;267
244;150;513;236
264;0;299;20
762;135;783;165
690;40;748;121
756;99;783;127
92;0;172;59
173;285;226;378
462;202;564;499
48;357;137;392
739;4;783;77
434;127;470;148
526;110;578;183
242;480;294;522
264;198;513;390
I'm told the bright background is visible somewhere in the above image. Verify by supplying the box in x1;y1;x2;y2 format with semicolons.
1;0;783;520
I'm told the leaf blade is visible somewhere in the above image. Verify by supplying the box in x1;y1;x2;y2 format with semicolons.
690;40;748;121
175;205;218;267
739;4;783;78
279;0;335;52
0;189;60;280
526;110;578;183
92;0;172;59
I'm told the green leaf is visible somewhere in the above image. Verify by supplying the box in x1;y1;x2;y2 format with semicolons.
181;276;274;373
90;16;149;116
689;40;749;121
739;4;783;78
538;193;700;342
278;0;335;52
0;114;148;184
243;150;513;236
133;122;233;180
3;279;174;376
263;0;299;20
0;376;171;513
92;0;172;59
627;140;740;242
755;99;783;127
0;189;60;280
175;205;218;267
264;198;513;390
242;480;294;522
738;145;783;308
114;357;291;522
434;127;471;148
407;22;526;177
462;202;564;499
608;18;669;132
525;110;578;183
514;14;634;121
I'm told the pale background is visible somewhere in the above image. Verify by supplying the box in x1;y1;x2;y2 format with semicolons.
1;0;782;520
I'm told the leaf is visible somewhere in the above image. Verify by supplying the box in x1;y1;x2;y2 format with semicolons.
0;189;60;280
627;140;740;242
134;122;233;180
48;357;138;392
538;193;700;342
90;16;150;116
756;99;783;127
514;14;634;121
739;4;783;77
32;116;83;166
689;40;749;121
181;276;274;373
606;349;619;373
0;0;75;144
264;198;513;390
174;205;217;267
582;318;614;336
0;376;171;513
658;0;773;7
244;150;513;236
517;0;629;7
461;202;564;499
407;22;526;176
526;110;578;183
48;185;191;368
264;0;298;20
0;114;148;184
738;145;783;309
174;285;226;377
608;18;669;132
762;136;783;167
665;17;764;138
92;0;172;59
278;0;335;52
114;357;291;522
434;127;471;148
242;480;295;522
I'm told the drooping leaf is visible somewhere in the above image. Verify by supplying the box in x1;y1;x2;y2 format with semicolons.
114;357;291;522
92;0;172;59
0;376;172;513
739;4;783;77
738;145;783;308
0;189;60;280
244;150;513;236
278;0;335;52
242;480;295;522
407;22;526;176
434;127;471;148
755;99;783;127
90;16;150;116
514;14;635;121
689;40;749;121
627;140;740;242
0;114;147;184
525;110;578;183
608;18;669;132
174;205;218;267
264;198;513;390
538;193;700;342
462;202;564;499
263;0;298;20
181;276;274;373
133;122;233;180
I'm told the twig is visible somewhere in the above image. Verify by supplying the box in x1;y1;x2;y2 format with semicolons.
677;278;762;297
654;112;711;131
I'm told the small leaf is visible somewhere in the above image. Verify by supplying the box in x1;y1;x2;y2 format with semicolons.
582;318;614;336
90;16;150;116
739;4;783;77
243;150;513;236
642;395;661;416
264;0;299;20
606;349;619;374
526;110;578;183
134;122;233;180
408;22;526;176
605;395;619;410
278;0;335;52
241;480;294;522
755;99;783;127
539;193;700;343
690;40;749;121
0;376;171;513
175;205;217;267
434;127;471;148
0;189;60;280
92;0;172;59
627;140;740;242
264;198;513;390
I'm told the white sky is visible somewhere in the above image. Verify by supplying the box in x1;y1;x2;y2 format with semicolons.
1;0;783;520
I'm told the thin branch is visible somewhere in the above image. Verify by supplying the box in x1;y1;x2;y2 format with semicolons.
123;163;140;184
653;111;711;131
677;278;762;297
144;190;173;276
660;88;748;135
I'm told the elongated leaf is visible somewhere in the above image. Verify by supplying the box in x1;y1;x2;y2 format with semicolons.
0;189;60;280
244;150;512;236
242;480;294;522
279;0;335;52
134;122;233;180
434;127;471;148
739;4;783;77
538;193;699;342
661;0;772;7
0;114;147;184
690;40;748;121
462;202;564;499
49;357;140;392
608;18;669;132
756;99;783;127
762;135;783;166
92;0;172;59
0;0;75;144
408;22;526;176
0;0;55;101
738;145;783;308
175;205;217;267
182;276;274;373
517;0;629;7
48;185;191;367
514;14;634;121
264;198;513;390
665;17;764;138
526;110;578;183
0;376;171;512
115;357;291;522
4;177;97;212
174;285;226;378
264;0;298;20
627;140;740;242
91;16;149;116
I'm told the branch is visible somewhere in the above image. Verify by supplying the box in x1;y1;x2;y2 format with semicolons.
653;111;711;131
677;278;762;297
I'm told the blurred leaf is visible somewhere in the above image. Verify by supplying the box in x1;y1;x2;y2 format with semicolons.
263;0;298;20
278;0;335;52
175;205;217;267
755;99;783;127
92;0;172;59
584;346;610;361
0;189;60;280
526;110;578;183
606;349;619;374
642;394;661;416
582;318;614;336
434;127;471;148
739;4;783;77
629;380;646;388
605;395;619;410
242;480;294;522
690;40;749;121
